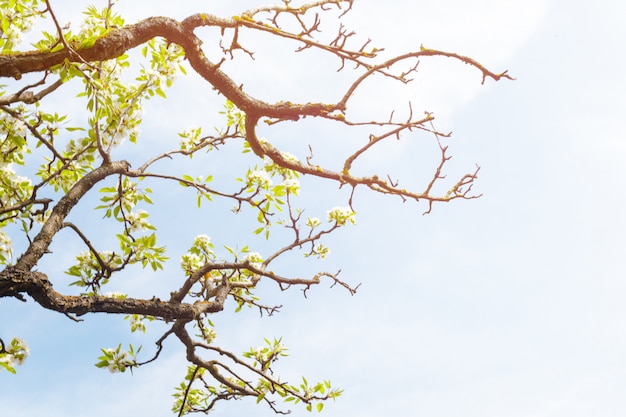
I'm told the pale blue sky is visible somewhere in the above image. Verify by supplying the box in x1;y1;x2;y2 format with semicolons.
2;1;626;416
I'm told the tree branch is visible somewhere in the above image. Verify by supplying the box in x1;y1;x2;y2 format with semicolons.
0;268;225;320
14;160;131;271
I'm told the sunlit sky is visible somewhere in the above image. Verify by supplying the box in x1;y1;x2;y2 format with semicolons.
2;0;626;416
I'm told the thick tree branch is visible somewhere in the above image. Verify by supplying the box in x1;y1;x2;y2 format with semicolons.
0;268;226;320
0;12;509;132
14;160;131;271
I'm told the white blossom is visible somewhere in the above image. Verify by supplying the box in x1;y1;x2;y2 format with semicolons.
193;234;212;248
313;243;330;259
282;178;300;193
243;252;263;266
102;348;129;373
327;207;356;226
280;151;299;164
130;315;145;333
4;25;24;46
101;251;123;270
127;209;151;232
1;338;30;368
104;291;127;299
248;170;272;187
191;234;215;260
203;328;217;343
179;126;201;151
12;119;26;136
306;217;321;228
180;253;203;274
0;354;11;367
75;251;94;269
11;338;29;365
0;162;15;177
0;230;12;263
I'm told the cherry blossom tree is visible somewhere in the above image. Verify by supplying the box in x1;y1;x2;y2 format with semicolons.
0;0;511;414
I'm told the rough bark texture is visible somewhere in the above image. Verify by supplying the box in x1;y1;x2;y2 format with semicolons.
0;267;226;319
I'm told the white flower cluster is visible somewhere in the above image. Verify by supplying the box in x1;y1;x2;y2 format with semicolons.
0;337;29;369
280;151;299;164
313;243;330;259
43;121;59;136
179;126;202;152
127;209;152;232
79;13;112;40
74;250;122;275
142;42;183;87
1;24;25;46
303;243;330;259
0;4;37;48
75;251;94;267
181;235;216;274
129;315;146;333
247;341;287;364
100;58;124;78
0;162;33;207
243;252;264;267
203;328;217;344
282;178;300;194
262;149;301;180
0;230;12;264
104;291;127;299
180;253;203;274
193;234;212;252
101;251;123;267
105;107;143;148
251;346;265;360
0;117;27;137
0;162;14;176
101;87;144;148
327;206;356;226
306;217;321;228
248;170;272;187
102;348;131;374
64;139;84;157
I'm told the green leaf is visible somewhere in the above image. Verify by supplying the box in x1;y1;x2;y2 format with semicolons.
0;361;16;374
68;64;84;79
99;186;117;193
